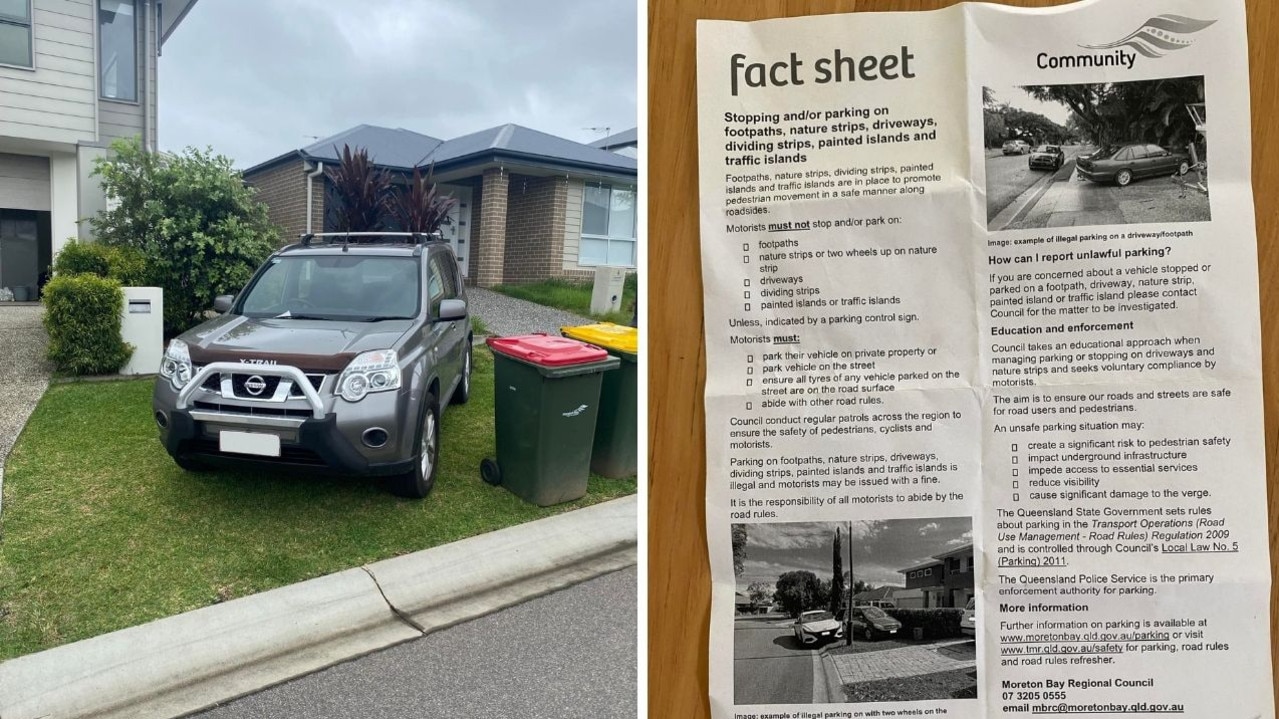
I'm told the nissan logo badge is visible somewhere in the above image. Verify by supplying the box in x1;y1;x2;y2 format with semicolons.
244;375;267;396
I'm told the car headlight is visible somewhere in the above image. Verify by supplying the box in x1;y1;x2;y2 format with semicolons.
159;339;193;390
338;349;401;402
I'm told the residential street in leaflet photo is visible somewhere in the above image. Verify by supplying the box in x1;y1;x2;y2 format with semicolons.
983;79;1210;232
733;520;978;704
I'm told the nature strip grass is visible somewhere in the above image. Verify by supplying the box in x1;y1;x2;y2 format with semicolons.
0;351;635;659
493;276;637;325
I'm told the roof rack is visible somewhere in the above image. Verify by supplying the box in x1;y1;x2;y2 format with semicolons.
296;231;445;249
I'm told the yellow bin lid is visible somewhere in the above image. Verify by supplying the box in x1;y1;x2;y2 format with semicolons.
561;322;638;355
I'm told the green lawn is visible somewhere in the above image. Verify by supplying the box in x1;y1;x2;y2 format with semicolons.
492;275;637;325
0;351;635;659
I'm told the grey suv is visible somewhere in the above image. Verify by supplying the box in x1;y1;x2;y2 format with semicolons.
152;233;472;498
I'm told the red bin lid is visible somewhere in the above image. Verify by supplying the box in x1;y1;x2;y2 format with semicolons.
486;333;610;367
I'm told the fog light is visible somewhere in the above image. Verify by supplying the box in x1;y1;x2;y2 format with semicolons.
362;428;389;448
155;411;168;429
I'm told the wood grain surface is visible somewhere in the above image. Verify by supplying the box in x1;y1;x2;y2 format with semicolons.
647;0;1279;715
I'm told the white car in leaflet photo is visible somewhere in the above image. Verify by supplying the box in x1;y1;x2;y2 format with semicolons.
792;610;844;645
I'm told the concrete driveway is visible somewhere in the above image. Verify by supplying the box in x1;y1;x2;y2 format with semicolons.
0;306;51;512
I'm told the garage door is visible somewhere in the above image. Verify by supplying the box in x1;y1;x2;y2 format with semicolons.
0;153;50;212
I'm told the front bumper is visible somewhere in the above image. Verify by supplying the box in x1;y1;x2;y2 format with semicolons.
799;627;844;644
153;362;417;476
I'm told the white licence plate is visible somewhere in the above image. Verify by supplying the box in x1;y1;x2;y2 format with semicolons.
219;431;281;457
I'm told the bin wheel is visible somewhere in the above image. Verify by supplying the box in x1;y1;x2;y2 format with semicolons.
480;458;502;486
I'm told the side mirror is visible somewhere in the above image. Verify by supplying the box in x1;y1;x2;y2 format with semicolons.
437;298;467;321
213;295;235;313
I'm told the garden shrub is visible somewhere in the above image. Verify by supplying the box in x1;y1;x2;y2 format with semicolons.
43;274;134;376
52;241;113;278
885;608;965;638
91;137;277;336
53;241;149;286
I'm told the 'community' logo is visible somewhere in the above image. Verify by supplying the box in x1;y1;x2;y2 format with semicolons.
1080;14;1216;58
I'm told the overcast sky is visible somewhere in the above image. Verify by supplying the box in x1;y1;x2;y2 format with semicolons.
158;0;637;169
736;518;972;593
985;83;1072;125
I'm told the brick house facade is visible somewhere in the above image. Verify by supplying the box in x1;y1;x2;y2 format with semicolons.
242;124;637;288
893;544;975;609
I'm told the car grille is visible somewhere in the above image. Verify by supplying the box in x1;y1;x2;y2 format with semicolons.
194;369;326;399
192;401;313;418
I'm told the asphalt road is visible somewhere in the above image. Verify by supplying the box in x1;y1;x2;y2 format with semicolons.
192;567;637;719
733;616;818;705
984;146;1083;222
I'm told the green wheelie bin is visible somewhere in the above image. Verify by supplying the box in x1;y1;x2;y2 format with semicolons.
481;334;619;506
560;322;638;478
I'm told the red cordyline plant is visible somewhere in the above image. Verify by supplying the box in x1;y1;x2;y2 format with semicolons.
325;144;393;234
392;163;458;235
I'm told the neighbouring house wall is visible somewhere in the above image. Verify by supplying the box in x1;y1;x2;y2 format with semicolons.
98;0;158;148
0;0;98;146
561;179;584;272
49;152;76;259
76;144;108;239
244;158;323;243
472;167;508;288
502;173;565;284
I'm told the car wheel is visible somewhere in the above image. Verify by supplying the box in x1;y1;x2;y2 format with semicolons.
452;340;472;405
174;454;208;472
864;627;875;641
1178;161;1190;176
1116;169;1133;187
389;392;440;498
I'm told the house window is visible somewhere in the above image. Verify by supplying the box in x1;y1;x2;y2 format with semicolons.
580;182;636;268
99;0;137;101
0;0;33;68
924;568;932;576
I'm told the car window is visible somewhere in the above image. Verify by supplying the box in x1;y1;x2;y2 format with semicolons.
965;598;976;611
240;255;420;320
427;256;446;317
1114;147;1136;161
1145;144;1165;156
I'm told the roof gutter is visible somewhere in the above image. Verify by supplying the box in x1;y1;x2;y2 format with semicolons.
306;160;324;234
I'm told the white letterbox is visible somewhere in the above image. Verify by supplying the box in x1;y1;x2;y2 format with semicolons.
119;286;164;375
590;265;628;315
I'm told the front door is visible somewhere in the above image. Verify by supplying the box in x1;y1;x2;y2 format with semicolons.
0;210;39;295
436;185;472;278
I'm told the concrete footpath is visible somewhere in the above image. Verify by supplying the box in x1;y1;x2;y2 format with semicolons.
0;496;636;719
0;305;51;517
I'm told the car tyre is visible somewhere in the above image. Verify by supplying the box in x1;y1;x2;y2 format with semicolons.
480;457;502;486
864;626;876;641
389;392;440;499
1178;161;1190;176
174;454;209;472
451;341;472;405
1116;169;1133;187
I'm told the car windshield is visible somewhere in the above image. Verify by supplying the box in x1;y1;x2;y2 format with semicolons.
1034;145;1055;152
965;598;976;611
862;606;889;619
801;611;833;622
239;255;420;321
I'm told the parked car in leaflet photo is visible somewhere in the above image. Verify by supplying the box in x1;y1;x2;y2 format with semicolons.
152;233;472;498
960;597;976;637
1002;139;1030;155
793;610;844;645
1076;142;1191;186
850;605;903;641
1028;144;1064;171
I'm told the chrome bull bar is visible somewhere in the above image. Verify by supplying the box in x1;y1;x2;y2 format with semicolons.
176;362;327;420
